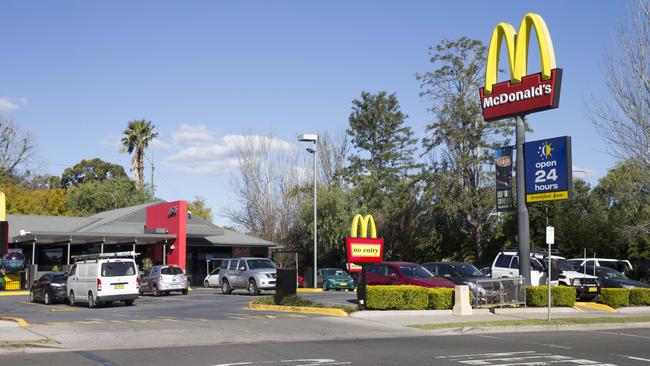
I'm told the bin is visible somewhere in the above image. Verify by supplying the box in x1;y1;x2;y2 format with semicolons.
3;273;21;291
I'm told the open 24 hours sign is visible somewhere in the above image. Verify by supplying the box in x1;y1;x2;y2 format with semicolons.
524;136;572;203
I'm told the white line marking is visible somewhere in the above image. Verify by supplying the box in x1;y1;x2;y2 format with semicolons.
624;356;650;362
475;335;508;340
435;351;537;359
591;330;650;340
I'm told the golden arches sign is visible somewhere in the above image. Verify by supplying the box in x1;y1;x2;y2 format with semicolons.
484;13;556;94
350;214;377;239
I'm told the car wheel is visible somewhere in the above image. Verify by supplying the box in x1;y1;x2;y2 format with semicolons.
68;291;76;306
153;286;160;297
248;279;260;295
29;290;36;303
124;299;135;306
204;280;209;288
322;281;329;291
221;280;231;294
182;289;188;295
87;292;96;309
44;292;51;305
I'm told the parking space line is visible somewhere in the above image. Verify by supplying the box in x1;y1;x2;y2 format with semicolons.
590;330;650;340
623;356;650;363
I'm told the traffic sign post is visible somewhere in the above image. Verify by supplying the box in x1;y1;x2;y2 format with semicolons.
546;226;555;322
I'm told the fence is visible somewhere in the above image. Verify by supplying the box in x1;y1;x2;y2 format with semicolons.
470;277;526;309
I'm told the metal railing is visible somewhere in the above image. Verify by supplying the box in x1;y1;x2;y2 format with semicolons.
470;277;526;309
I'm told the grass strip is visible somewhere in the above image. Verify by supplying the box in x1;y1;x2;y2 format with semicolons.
409;316;650;330
252;295;356;314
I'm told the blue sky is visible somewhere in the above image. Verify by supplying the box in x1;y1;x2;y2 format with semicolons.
0;1;627;226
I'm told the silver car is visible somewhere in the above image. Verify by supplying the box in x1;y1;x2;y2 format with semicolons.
220;258;277;295
140;265;189;296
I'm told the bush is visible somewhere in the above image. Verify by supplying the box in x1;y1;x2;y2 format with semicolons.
629;288;650;306
525;286;576;307
367;286;429;310
600;288;630;308
428;288;455;310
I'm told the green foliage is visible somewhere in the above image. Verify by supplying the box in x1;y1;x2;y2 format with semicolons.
141;258;153;273
367;285;429;310
525;286;576;307
60;158;128;188
65;177;152;216
274;295;322;307
428;288;455;310
0;176;70;216
629;289;650;305
120;119;158;187
600;288;630;308
187;196;213;223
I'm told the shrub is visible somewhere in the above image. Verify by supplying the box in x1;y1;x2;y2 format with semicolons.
428;288;455;310
600;288;630;308
367;285;429;310
525;286;576;307
628;288;650;306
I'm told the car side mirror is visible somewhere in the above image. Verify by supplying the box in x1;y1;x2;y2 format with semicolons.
239;266;246;271
389;273;398;280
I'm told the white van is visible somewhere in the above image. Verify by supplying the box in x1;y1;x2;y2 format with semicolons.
67;252;140;308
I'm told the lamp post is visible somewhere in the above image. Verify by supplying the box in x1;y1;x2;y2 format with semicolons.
298;134;318;288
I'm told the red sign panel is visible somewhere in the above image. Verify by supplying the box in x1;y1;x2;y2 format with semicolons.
346;237;384;264
479;68;562;122
346;262;362;273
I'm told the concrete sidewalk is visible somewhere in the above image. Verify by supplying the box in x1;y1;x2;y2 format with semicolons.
349;306;650;328
0;320;56;349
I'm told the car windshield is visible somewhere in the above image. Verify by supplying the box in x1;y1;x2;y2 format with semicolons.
247;259;275;270
596;267;627;280
323;269;347;276
399;265;433;278
161;266;183;275
455;264;484;277
51;274;67;283
101;262;136;277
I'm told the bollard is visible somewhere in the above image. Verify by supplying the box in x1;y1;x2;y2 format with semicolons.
453;285;472;316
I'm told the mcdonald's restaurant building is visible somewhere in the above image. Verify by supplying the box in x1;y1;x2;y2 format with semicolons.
5;201;276;287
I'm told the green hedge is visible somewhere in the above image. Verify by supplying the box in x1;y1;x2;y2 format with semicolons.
525;286;576;307
600;288;630;307
366;286;460;310
629;289;650;306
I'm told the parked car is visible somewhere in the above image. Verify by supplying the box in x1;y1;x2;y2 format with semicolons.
568;258;633;275
67;252;139;308
422;261;487;289
491;251;600;300
219;257;277;295
204;268;221;288
317;268;356;291
140;265;189;296
579;265;650;289
366;262;454;288
30;272;68;305
297;274;304;288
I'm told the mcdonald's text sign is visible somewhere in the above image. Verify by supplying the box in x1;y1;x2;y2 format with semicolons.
346;237;384;264
479;13;562;122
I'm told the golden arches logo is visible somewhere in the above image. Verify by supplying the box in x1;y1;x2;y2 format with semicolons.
485;13;556;94
350;214;377;239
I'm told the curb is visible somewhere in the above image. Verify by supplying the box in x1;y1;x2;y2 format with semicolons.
574;302;617;313
0;291;30;297
248;302;348;317
297;288;324;293
421;321;650;336
0;317;29;328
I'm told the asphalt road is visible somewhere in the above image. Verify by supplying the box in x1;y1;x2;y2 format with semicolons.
0;288;355;324
4;328;650;365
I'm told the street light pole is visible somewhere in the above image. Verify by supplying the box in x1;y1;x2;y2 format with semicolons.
298;134;319;288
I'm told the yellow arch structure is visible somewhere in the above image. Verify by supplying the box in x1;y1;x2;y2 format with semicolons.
485;13;557;94
350;214;377;239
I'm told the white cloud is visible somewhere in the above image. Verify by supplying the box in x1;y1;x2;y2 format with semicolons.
0;97;27;112
172;124;216;145
163;124;297;175
572;165;599;182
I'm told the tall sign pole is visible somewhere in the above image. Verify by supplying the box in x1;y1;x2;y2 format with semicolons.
479;13;562;286
516;116;531;285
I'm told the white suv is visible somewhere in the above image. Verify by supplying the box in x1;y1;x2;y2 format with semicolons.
491;251;600;300
67;252;140;308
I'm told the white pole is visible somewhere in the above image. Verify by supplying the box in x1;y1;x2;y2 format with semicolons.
313;142;318;289
546;226;554;322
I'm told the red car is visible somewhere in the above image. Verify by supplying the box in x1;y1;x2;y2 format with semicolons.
366;262;455;288
297;274;304;288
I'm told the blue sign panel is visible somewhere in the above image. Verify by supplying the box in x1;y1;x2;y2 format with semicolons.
523;136;572;203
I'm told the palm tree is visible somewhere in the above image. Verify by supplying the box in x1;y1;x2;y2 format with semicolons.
120;119;158;187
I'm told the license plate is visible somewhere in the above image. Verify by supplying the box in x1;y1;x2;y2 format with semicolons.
339;282;347;286
588;287;597;292
114;284;124;290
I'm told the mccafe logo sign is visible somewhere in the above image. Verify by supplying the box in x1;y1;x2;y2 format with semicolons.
479;13;562;122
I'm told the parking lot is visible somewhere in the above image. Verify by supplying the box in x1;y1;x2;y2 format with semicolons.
0;287;357;326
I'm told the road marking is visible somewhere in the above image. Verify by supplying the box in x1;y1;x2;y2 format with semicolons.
438;350;616;366
76;351;117;366
623;356;650;362
436;352;537;359
590;330;650;340
209;359;351;366
475;335;508;340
